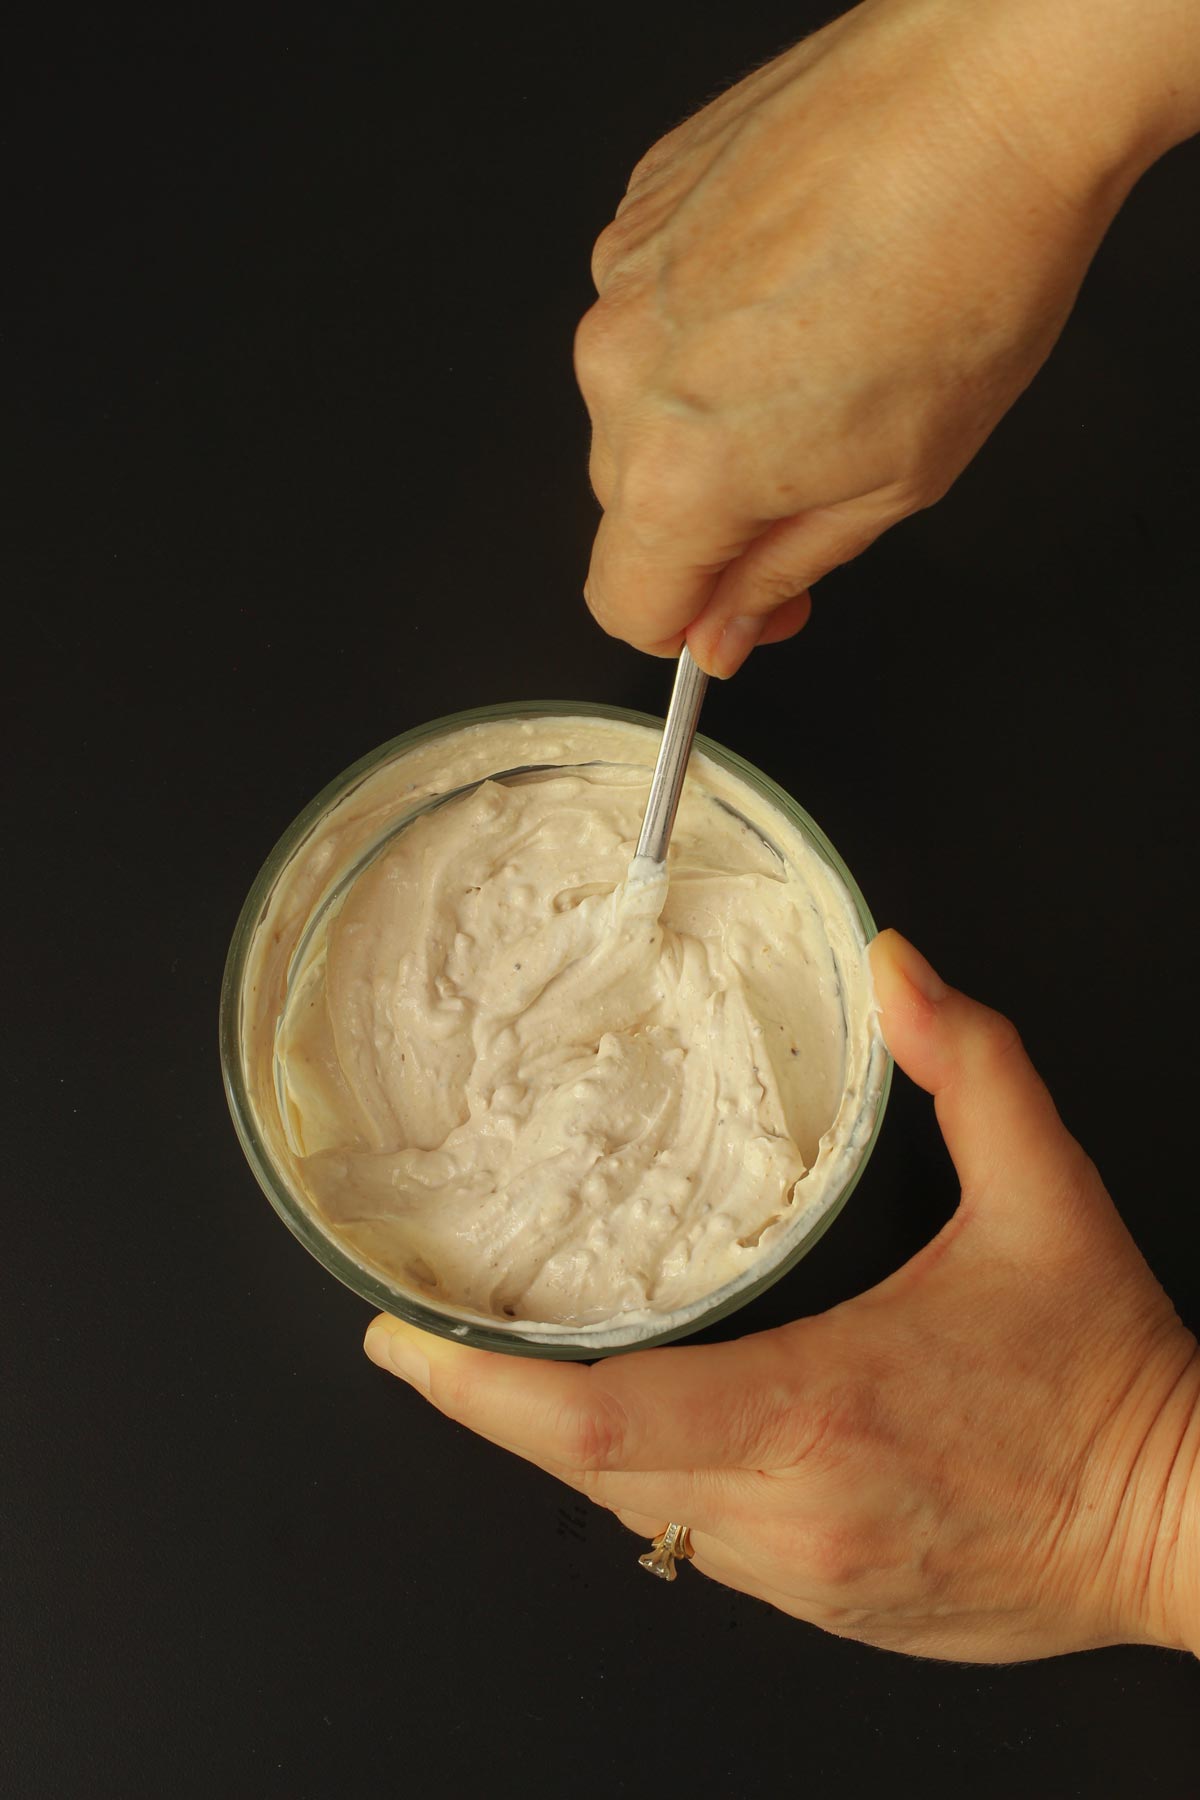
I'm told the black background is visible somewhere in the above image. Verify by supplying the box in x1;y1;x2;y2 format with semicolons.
5;4;1198;1796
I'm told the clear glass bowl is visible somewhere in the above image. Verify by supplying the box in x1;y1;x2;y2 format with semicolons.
220;701;891;1358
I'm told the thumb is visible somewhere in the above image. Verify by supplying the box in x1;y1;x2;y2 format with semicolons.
868;929;1094;1226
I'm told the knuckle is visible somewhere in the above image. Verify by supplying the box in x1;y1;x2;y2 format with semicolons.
573;302;611;397
582;578;614;635
625;130;677;194
617;420;722;543
612;183;656;229
973;1005;1025;1072
558;1390;630;1474
589;218;634;292
625;148;661;193
747;554;810;606
574;296;635;401
582;570;636;647
587;446;612;510
804;1522;873;1590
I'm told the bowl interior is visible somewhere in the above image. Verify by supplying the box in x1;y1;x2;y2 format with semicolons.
220;703;890;1357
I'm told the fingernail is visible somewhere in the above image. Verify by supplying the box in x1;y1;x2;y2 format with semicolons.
364;1320;430;1394
886;930;949;1004
711;614;764;679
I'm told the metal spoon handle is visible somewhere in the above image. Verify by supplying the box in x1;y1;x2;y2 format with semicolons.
635;645;709;864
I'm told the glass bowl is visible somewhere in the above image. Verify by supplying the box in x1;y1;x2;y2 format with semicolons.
220;701;891;1358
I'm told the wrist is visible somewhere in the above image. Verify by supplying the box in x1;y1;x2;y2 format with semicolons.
952;0;1200;198
1111;1333;1200;1653
1062;1314;1199;1652
1161;1354;1200;1655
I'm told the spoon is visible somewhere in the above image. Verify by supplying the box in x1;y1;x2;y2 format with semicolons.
635;644;709;865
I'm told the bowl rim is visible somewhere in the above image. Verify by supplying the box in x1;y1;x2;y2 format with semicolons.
219;698;892;1358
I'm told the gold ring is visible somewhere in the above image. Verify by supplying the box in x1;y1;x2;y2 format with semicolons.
638;1522;695;1581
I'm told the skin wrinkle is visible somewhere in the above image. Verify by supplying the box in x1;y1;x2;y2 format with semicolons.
779;1373;884;1475
1014;1445;1096;1623
1167;1377;1200;1652
717;1376;801;1473
1094;1339;1200;1645
555;1386;635;1481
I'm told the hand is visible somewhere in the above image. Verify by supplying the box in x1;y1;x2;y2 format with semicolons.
575;0;1199;675
364;929;1200;1662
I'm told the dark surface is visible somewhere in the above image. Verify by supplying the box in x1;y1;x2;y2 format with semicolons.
5;6;1198;1796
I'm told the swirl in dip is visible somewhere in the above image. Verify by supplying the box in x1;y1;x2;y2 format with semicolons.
235;713;884;1346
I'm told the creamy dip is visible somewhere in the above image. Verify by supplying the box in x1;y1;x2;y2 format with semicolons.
241;715;883;1340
